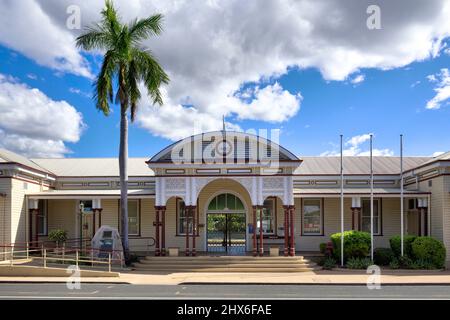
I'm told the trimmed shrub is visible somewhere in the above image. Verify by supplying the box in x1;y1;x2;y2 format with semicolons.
374;247;394;266
331;231;371;261
319;243;327;254
389;235;416;257
346;257;373;269
398;255;413;269
411;237;446;269
48;229;67;244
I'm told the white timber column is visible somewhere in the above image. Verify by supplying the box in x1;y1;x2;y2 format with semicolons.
92;199;102;237
28;199;39;244
351;197;361;231
417;197;429;236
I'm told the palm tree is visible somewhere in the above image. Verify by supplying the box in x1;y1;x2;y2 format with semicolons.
76;0;169;262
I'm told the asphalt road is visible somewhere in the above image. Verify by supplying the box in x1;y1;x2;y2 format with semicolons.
0;283;450;299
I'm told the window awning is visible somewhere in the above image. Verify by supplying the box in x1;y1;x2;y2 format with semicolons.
294;188;430;198
26;189;154;199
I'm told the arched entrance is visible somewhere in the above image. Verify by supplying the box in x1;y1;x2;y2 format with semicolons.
206;193;246;255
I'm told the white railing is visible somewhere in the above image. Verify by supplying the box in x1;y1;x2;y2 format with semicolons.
0;244;124;273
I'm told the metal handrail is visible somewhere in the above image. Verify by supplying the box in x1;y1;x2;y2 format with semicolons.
0;247;116;272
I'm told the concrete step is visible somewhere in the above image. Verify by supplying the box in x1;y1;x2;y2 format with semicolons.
133;262;315;269
133;255;317;273
144;256;306;261
138;258;312;265
132;265;315;273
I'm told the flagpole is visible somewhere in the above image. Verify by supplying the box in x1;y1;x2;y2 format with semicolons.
370;134;374;261
340;135;344;266
400;134;404;256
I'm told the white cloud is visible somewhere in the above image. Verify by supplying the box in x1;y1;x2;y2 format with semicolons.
426;68;450;109
69;87;91;98
0;0;92;78
320;133;394;156
135;82;300;141
432;151;445;157
410;80;421;88
26;73;38;80
350;74;365;85
0;74;84;157
2;0;450;139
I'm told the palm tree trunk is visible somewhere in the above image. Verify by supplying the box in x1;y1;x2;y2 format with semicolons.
119;103;130;262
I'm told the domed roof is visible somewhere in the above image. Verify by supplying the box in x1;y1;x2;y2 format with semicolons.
148;130;300;164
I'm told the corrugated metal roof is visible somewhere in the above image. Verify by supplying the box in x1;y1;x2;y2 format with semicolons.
31;158;153;177
295;156;431;175
0;148;53;174
413;151;450;168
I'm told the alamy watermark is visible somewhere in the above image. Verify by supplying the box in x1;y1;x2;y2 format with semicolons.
367;5;381;30
66;265;81;290
366;265;382;290
169;128;282;172
66;5;81;30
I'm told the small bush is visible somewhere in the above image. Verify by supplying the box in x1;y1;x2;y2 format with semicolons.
398;255;413;268
346;257;373;269
389;258;400;269
48;229;67;244
331;231;371;261
414;259;436;270
411;237;446;269
319;243;327;254
389;235;416;257
374;248;394;266
322;257;337;270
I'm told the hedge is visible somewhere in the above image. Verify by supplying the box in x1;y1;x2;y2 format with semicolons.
389;235;416;257
411;237;446;269
374;247;394;266
330;231;371;261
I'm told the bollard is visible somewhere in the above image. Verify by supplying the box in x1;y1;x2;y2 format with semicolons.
108;253;111;273
26;243;29;260
62;243;65;264
43;249;47;268
76;250;79;267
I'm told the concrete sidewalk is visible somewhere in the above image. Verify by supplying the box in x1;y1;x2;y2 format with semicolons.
1;269;450;285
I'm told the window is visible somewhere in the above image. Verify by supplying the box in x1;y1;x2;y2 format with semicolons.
302;199;323;235
79;200;93;213
259;198;275;234
361;199;381;235
207;193;244;211
37;200;47;235
177;199;197;235
128;200;140;235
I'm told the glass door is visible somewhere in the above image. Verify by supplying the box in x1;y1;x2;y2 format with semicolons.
207;213;246;255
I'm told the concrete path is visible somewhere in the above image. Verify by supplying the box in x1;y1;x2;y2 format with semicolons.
1;269;450;285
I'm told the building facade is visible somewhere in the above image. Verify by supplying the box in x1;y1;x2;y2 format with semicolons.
1;131;449;263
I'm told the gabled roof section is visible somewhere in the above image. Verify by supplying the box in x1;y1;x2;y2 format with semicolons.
148;131;300;164
31;158;153;177
0;148;53;175
295;156;431;175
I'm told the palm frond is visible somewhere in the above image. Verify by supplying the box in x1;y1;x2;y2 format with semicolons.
127;60;141;122
101;0;122;43
131;48;169;106
93;50;117;115
76;24;112;51
129;14;164;43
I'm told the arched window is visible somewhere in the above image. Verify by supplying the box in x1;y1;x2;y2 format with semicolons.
207;193;244;212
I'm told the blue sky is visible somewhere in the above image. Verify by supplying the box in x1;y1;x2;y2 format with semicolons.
0;1;450;159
